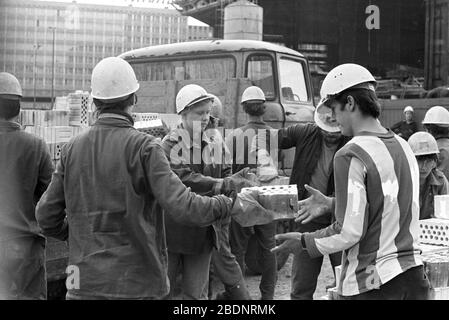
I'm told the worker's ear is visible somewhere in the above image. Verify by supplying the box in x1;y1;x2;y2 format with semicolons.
346;95;356;112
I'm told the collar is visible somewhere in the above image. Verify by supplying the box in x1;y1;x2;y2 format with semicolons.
0;120;22;131
95;113;134;128
98;113;130;122
357;129;395;139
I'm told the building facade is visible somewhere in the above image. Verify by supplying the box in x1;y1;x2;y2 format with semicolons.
0;0;212;99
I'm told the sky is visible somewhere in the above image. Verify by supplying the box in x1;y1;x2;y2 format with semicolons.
35;0;209;26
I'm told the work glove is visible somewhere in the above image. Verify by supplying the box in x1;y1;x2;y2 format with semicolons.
231;188;276;227
221;167;259;196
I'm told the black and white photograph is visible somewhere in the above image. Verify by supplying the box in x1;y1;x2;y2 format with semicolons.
0;0;449;309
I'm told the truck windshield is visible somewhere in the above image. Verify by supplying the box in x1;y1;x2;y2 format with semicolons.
279;58;309;103
131;57;236;81
246;55;275;100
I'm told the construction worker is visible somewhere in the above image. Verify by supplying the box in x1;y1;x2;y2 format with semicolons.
264;95;348;300
0;72;54;300
273;63;429;300
390;105;418;140
36;58;252;300
161;84;254;300
408;132;449;220
422;106;449;180
226;86;278;300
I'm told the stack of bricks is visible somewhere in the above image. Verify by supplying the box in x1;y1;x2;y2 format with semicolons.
133;113;167;138
419;219;449;246
422;249;449;300
18;91;94;167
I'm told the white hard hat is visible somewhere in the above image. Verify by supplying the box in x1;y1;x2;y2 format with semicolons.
209;94;223;120
241;86;266;104
319;63;376;107
408;131;440;156
91;57;139;102
404;106;414;113
0;72;22;98
176;84;214;114
422;106;449;127
314;103;340;133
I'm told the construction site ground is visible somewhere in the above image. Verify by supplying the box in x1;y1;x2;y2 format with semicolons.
210;254;335;300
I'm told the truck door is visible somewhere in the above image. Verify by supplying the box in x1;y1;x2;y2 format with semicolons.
277;55;315;174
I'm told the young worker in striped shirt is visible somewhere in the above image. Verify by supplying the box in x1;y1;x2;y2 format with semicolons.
273;64;430;300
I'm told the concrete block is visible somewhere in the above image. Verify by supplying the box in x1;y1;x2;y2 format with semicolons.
47;142;65;161
33;110;69;127
419;219;449;246
37;126;74;143
435;195;449;220
19;110;35;126
134;119;167;138
259;176;290;186
132;112;159;122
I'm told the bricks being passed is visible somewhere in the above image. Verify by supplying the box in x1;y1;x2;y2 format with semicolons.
419;219;449;246
242;184;298;220
134;119;166;138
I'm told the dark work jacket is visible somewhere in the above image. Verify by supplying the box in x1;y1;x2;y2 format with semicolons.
390;120;418;141
161;125;231;254
419;169;449;220
277;123;349;225
0;120;53;299
36;114;232;299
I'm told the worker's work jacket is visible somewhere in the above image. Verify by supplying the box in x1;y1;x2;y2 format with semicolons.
36;114;232;299
436;137;449;181
277;123;348;225
0;120;53;299
419;169;449;220
161;124;230;254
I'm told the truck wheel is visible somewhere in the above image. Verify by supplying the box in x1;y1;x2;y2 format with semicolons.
244;221;292;276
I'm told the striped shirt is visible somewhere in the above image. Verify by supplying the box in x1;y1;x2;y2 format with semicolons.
303;131;423;296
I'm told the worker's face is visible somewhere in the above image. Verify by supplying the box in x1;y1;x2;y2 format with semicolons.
182;100;212;134
329;97;354;137
417;156;437;180
321;129;342;146
405;111;413;122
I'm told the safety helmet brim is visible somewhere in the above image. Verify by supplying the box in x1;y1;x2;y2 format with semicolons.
314;103;340;133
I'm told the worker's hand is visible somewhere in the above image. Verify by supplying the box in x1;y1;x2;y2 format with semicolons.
231;189;275;227
257;173;278;183
296;184;334;224
222;167;259;194
271;232;303;254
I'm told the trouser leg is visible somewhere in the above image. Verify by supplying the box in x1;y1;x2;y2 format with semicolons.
166;251;182;300
182;251;212;300
254;222;277;300
290;221;333;300
211;223;250;300
229;219;252;274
